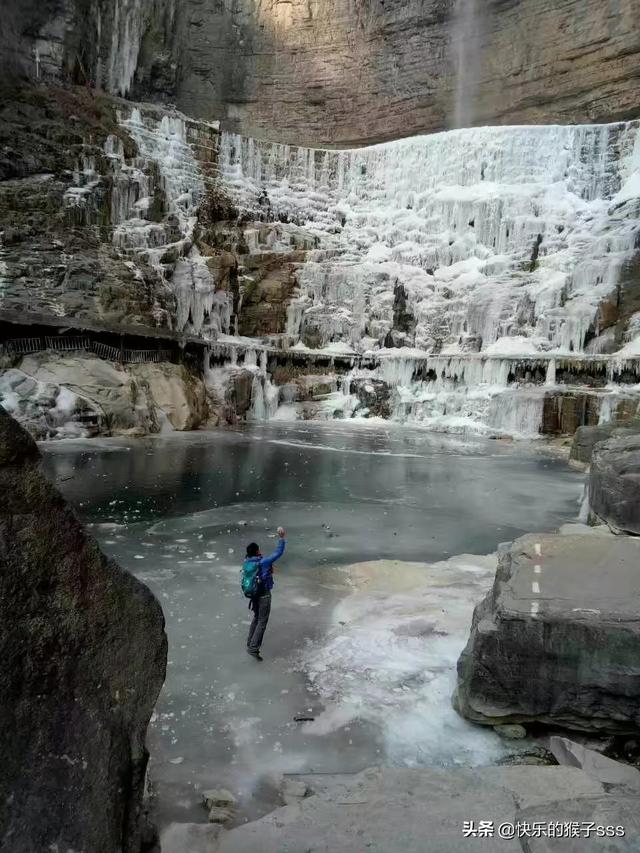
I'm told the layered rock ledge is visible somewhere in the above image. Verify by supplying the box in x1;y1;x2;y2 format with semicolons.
5;0;640;145
455;530;640;734
0;407;167;852
197;766;640;853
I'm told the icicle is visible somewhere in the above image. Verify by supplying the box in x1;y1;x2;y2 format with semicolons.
545;359;556;386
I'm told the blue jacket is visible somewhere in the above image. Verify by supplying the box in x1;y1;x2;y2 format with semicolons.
247;539;286;593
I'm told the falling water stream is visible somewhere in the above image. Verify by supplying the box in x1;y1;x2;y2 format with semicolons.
452;0;482;129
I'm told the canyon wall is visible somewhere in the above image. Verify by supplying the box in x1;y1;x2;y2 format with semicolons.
3;0;640;145
169;0;640;144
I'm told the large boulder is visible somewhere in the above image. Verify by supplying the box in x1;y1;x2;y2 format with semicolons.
455;531;640;734
9;353;157;437
1;354;209;439
589;435;640;534
0;407;167;852
131;363;209;431
570;421;640;466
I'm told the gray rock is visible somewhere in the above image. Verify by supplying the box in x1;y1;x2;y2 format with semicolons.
589;435;640;534
455;532;640;734
225;369;255;419
494;724;528;740
0;354;209;440
0;407;167;852
207;806;235;824
214;765;633;853
282;778;308;804
202;787;237;809
549;736;640;790
160;821;222;853
570;421;640;466
518;795;638;852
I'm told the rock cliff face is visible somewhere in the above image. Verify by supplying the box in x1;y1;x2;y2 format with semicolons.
0;407;167;852
0;84;226;438
0;83;227;340
3;10;640;438
4;0;640;145
169;0;640;145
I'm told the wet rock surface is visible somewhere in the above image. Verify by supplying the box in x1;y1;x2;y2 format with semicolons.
224;369;255;419
0;407;167;852
589;435;640;534
213;766;639;853
570;420;640;466
456;530;640;734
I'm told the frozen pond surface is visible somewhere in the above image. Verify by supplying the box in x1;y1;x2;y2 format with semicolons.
42;422;584;826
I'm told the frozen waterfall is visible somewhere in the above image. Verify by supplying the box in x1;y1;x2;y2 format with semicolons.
218;122;640;358
103;107;228;338
215;119;640;434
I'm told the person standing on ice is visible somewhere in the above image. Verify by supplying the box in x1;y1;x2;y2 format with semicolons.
242;526;286;661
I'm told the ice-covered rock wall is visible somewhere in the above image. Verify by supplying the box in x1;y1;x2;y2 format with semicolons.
112;107;230;338
59;105;229;338
216;122;640;435
219;123;640;357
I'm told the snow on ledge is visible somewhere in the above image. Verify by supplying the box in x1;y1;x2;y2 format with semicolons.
484;336;541;356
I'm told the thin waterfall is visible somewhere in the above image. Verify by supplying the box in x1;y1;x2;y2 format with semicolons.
452;0;482;129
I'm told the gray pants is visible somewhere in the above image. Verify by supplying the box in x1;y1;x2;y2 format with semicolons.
247;592;271;652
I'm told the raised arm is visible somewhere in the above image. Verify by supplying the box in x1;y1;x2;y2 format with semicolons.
261;536;286;569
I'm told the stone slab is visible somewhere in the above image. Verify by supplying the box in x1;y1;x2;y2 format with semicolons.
549;737;640;791
498;533;640;622
213;766;616;853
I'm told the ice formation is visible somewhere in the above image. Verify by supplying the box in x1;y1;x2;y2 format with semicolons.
113;108;229;338
60;88;640;436
107;0;146;96
301;555;503;768
219;123;640;356
215;120;640;434
61;105;229;339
